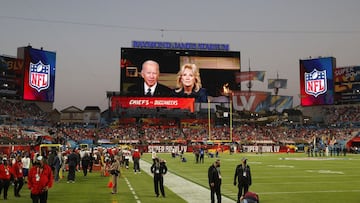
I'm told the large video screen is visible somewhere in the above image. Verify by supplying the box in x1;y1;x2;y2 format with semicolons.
120;48;241;98
334;66;360;104
0;56;24;99
23;48;56;102
299;57;335;106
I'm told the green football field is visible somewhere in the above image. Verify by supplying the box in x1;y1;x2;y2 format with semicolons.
150;152;360;203
10;152;360;203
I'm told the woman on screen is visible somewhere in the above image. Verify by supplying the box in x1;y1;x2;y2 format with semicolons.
172;63;208;102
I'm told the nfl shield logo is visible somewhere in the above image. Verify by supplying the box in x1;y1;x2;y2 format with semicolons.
304;69;327;97
29;61;50;92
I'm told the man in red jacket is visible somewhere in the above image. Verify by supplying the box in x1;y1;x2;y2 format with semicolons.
13;155;24;197
0;157;14;200
28;156;53;203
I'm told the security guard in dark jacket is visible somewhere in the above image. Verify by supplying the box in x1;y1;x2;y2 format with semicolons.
234;157;252;203
150;158;167;197
208;159;222;203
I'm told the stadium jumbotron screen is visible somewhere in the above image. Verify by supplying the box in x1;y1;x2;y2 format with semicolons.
299;57;335;106
334;66;360;104
120;48;241;98
0;56;23;99
23;47;56;102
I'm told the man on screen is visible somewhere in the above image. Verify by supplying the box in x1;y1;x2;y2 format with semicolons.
127;60;171;97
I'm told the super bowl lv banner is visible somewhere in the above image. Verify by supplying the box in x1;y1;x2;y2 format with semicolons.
232;91;270;112
333;66;360;103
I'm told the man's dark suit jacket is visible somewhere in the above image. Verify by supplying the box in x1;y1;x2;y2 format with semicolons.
208;164;221;187
127;81;171;97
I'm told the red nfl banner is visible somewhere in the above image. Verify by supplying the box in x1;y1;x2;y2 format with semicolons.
111;96;195;112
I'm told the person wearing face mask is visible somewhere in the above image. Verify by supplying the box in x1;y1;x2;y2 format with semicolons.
208;159;222;203
127;60;171;97
150;158;167;198
108;155;121;194
13;155;24;197
0;157;14;200
234;157;252;203
28;155;53;203
171;63;208;102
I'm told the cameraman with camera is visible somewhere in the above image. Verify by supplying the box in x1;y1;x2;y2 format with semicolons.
108;155;120;194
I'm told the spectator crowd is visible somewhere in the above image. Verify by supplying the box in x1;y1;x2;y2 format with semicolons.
0;99;359;153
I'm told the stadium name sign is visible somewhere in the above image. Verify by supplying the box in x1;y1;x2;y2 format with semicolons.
132;40;230;51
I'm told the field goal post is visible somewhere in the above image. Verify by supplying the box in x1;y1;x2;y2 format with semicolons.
39;144;62;156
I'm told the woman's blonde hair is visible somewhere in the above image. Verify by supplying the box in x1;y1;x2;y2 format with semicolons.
175;63;202;93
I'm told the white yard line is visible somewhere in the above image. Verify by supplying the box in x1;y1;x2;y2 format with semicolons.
124;177;142;203
260;190;360;195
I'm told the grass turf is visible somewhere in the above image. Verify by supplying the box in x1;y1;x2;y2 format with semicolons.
142;152;360;203
9;165;186;203
8;152;360;203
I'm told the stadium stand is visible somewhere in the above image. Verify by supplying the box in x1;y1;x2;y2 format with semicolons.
0;98;359;155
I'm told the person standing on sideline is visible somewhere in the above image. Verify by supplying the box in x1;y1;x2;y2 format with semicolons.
0;157;14;200
67;149;78;183
76;149;81;172
234;157;252;203
81;152;90;177
127;60;171;96
199;148;205;163
13;155;24;197
194;148;200;163
132;149;141;173
208;159;222;203
88;152;94;173
108;156;120;194
151;150;157;164
122;148;131;169
151;158;167;198
21;153;31;183
52;151;62;182
28;156;53;203
47;150;56;176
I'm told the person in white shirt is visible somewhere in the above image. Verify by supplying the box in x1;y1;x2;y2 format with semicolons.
151;150;157;164
21;153;31;182
122;149;131;169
